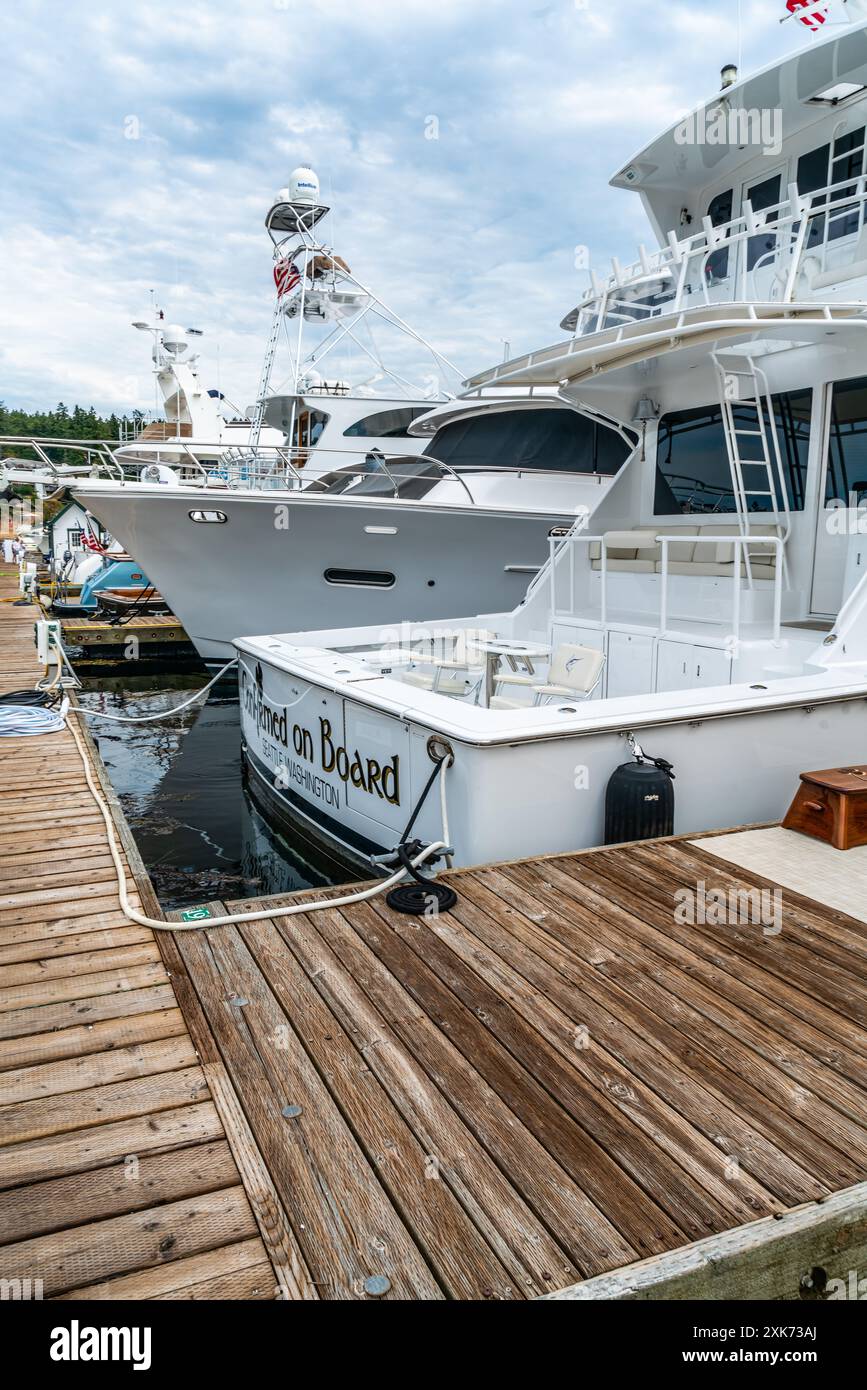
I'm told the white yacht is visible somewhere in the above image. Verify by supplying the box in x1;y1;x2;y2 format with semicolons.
70;173;630;660
110;168;459;489
113;308;285;478
235;5;867;872
2;165;461;639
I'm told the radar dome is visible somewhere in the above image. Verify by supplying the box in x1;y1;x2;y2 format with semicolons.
161;324;188;355
288;166;320;206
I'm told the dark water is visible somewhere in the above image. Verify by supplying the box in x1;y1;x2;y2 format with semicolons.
75;666;343;910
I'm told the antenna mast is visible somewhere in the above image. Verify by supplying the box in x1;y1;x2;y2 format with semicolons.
248;168;331;453
248;166;462;457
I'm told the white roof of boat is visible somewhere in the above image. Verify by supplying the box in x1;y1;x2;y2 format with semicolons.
462;303;867;391
406;389;569;437
611;21;867;195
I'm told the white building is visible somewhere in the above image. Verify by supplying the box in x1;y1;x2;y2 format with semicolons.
47;500;105;558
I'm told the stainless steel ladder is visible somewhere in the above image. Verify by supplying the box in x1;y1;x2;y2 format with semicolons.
247;299;283;452
713;353;791;586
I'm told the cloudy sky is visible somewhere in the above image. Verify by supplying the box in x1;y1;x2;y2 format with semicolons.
1;0;804;415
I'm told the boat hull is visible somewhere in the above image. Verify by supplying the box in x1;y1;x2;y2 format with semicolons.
73;486;566;661
236;652;867;869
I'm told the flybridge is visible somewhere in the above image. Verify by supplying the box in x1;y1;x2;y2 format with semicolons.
558;176;867;341
610;16;867;216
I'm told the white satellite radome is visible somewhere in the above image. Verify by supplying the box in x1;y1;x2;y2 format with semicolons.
140;462;181;487
287;166;320;206
161;324;189;355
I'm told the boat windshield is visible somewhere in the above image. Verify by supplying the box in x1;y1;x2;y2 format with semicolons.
310;456;444;499
310;407;633;497
422;407;632;475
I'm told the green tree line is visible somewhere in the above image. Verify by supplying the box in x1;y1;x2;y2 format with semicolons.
0;401;140;441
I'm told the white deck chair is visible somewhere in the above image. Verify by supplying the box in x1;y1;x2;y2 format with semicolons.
403;629;495;698
491;643;605;709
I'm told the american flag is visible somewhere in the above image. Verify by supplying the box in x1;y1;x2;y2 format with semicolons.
81;531;106;553
273;257;301;298
786;0;827;27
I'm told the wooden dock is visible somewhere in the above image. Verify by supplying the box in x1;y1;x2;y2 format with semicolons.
0;565;277;1299
158;837;867;1300
60;614;190;649
3;556;867;1299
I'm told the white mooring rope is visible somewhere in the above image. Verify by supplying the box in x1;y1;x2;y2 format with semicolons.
22;637;452;931
65;706;449;931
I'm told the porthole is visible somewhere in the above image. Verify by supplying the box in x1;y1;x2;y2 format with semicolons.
324;568;395;588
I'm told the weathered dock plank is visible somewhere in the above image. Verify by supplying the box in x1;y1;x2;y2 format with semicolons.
0;563;274;1298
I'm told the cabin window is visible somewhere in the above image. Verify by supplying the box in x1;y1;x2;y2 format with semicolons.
294;409;329;450
343;407;430;438
653;389;812;515
324;569;396;587
828;127;865;241
797;129;866;246
423;408;632;476
706;189;733;284
797;142;831;247
825;376;867;504
745;174;781;271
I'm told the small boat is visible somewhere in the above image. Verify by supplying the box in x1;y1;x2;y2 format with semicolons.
94;587;171;617
48;555;154;618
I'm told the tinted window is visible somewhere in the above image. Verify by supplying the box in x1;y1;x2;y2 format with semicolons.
826;376;867;504
296;409;328;447
423;408;632;475
797;142;830;248
745;174;781;272
828;126;865;241
797;130;866;245
654;390;812;515
706;189;733;284
314;457;444;500
343;407;430;438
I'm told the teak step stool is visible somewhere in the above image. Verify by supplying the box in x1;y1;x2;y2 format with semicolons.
782;765;867;850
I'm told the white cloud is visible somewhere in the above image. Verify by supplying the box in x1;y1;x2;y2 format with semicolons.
0;0;802;412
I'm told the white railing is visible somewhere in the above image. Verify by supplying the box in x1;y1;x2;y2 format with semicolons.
0;437;125;490
571;174;867;336
117;413;158;443
548;530;784;645
0;435;481;503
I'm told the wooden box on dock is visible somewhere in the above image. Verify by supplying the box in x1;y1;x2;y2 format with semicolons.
782;765;867;850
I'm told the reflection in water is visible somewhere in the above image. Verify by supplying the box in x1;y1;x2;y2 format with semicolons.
76;669;338;910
